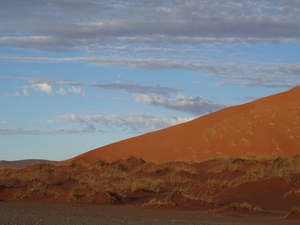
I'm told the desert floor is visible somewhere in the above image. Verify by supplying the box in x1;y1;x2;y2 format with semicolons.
1;201;299;225
1;155;300;224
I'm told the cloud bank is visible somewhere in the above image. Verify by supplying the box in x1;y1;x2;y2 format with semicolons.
0;112;194;135
1;0;300;52
134;93;227;116
1;57;299;89
1;1;300;90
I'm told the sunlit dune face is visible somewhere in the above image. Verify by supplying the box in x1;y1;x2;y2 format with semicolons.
68;86;300;164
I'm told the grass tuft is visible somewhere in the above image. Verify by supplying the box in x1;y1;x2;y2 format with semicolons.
284;206;300;219
230;202;264;212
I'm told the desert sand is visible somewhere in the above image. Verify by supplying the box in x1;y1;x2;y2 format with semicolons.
1;87;300;224
68;86;300;164
1;156;300;224
1;201;299;225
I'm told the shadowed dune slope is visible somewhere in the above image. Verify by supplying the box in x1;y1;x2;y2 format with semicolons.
68;86;300;163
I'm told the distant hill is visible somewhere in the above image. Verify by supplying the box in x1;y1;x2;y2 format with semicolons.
67;86;300;164
0;160;58;169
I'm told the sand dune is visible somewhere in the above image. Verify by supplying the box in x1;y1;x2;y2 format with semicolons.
2;87;300;223
68;86;300;163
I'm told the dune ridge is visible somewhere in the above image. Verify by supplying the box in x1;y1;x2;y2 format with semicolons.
68;86;300;163
0;160;58;169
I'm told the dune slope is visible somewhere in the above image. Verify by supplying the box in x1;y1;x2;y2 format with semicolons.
69;86;300;163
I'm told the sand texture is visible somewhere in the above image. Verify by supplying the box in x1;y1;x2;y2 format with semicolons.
68;86;300;164
1;201;300;225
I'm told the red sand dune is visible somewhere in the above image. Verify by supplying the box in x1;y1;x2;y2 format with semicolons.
68;86;300;163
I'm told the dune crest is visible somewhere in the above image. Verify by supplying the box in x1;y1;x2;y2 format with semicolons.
68;86;300;163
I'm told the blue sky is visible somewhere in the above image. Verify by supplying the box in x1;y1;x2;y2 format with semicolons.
1;0;300;161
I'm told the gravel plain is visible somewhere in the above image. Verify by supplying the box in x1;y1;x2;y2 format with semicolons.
0;209;215;225
0;201;299;225
0;202;219;225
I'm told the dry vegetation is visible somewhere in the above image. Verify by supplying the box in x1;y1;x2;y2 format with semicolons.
285;206;300;219
229;202;264;213
1;154;300;218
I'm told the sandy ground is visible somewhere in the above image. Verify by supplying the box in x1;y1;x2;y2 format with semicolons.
1;157;300;224
0;201;299;225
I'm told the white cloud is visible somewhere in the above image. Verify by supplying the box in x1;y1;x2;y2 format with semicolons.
26;77;82;86
4;91;21;98
82;124;96;133
1;112;194;135
1;120;11;124
1;1;300;52
56;87;67;96
69;86;86;97
56;114;85;125
0;75;181;101
90;82;179;96
0;127;80;135
86;112;194;132
2;56;299;89
0;36;61;50
134;93;228;116
46;120;55;124
23;89;29;96
86;114;122;127
31;83;53;95
122;112;194;131
30;119;43;123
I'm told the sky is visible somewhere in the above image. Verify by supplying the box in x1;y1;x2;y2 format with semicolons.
1;0;300;161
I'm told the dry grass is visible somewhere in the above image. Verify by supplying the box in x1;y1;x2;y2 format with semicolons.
246;156;300;181
284;206;300;219
68;185;94;200
130;162;169;175
181;188;217;205
283;189;300;199
210;154;300;183
230;202;264;212
131;178;163;193
1;154;300;215
16;182;60;199
142;189;184;208
142;187;218;209
211;157;248;173
168;164;196;184
0;167;17;177
90;159;109;168
105;191;127;203
205;176;231;189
